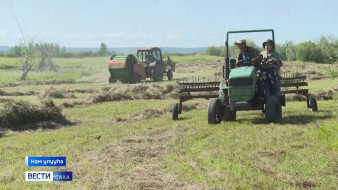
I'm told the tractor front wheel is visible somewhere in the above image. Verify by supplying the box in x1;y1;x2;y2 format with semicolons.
167;69;173;81
153;63;164;82
172;103;179;120
265;96;282;123
207;98;224;124
310;97;318;112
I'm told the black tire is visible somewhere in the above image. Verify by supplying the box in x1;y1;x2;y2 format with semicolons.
310;97;318;112
265;96;282;123
167;69;173;81
130;73;141;84
172;103;179;120
207;98;224;124
223;108;236;121
153;63;164;82
109;76;116;83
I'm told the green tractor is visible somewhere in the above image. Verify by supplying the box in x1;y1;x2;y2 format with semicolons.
208;29;285;124
108;47;175;83
172;30;318;123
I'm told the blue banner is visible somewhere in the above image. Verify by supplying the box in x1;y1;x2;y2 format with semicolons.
53;171;73;181
26;157;66;167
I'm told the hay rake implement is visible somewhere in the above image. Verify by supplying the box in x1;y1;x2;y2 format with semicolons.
172;73;317;120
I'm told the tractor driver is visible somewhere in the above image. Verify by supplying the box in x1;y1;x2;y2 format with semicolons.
235;39;260;67
253;39;283;97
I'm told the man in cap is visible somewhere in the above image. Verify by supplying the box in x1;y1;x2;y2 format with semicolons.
235;39;260;67
253;39;283;97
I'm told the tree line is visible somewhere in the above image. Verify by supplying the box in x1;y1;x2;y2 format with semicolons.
206;35;337;64
1;41;112;80
0;42;112;58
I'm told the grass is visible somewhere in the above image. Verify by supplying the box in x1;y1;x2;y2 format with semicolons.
0;57;19;69
0;55;337;189
165;100;337;189
170;54;223;64
0;99;336;189
64;100;173;122
0;57;109;85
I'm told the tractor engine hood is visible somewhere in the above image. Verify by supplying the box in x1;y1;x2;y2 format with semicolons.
228;66;257;102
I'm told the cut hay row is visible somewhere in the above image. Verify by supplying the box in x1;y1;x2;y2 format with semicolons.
0;99;70;130
89;83;180;103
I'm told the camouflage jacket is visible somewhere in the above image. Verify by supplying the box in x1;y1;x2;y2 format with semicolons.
254;50;283;71
237;46;260;63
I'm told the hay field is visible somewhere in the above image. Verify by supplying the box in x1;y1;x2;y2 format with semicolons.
0;55;337;189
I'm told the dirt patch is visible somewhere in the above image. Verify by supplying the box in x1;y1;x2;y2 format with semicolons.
0;99;70;130
295;181;316;189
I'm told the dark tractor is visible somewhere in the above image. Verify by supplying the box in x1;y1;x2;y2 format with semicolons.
137;47;175;82
108;47;175;83
208;29;286;124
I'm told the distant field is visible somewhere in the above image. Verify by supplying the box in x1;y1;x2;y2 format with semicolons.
0;55;337;189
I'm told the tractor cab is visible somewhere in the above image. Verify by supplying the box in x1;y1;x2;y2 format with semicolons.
137;47;162;68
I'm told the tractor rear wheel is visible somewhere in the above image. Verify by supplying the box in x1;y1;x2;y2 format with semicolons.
207;98;224;124
153;63;164;82
172;103;179;120
310;97;318;112
167;69;173;81
265;96;282;123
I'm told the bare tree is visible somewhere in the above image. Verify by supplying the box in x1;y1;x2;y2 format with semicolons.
19;40;39;81
14;15;39;81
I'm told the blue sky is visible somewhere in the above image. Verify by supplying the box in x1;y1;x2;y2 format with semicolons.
0;0;337;47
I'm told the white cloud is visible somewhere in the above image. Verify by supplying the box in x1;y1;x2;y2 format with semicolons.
0;30;8;37
165;34;182;40
62;33;82;40
107;33;122;38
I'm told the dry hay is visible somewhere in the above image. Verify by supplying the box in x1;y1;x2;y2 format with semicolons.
0;80;79;88
0;99;69;129
71;127;209;190
314;89;335;100
113;102;203;123
89;83;179;103
39;87;76;99
285;94;307;102
0;89;5;95
0;89;36;96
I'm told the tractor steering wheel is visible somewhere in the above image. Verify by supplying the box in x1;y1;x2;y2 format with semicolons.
237;59;252;67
